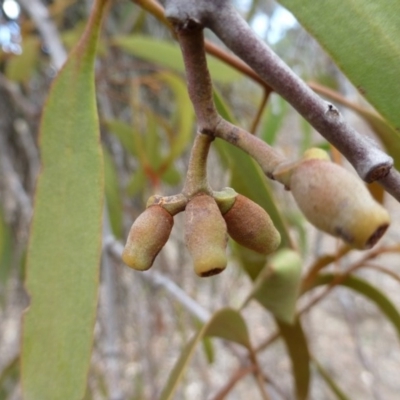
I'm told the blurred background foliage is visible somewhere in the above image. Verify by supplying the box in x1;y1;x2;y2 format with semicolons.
0;0;400;399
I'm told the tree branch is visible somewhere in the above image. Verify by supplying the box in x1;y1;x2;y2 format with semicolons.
164;0;400;200
105;236;211;323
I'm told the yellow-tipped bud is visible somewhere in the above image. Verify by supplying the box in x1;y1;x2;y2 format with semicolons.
223;195;281;254
290;159;390;249
185;194;228;277
122;205;173;270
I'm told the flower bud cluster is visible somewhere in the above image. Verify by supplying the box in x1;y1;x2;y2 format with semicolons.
122;188;281;277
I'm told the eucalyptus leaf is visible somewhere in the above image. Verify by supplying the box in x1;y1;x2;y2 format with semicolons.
113;35;242;83
278;0;400;131
159;308;251;400
21;1;108;399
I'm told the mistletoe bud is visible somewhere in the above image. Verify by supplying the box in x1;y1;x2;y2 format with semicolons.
122;205;173;270
290;159;390;249
185;194;228;277
223;195;281;254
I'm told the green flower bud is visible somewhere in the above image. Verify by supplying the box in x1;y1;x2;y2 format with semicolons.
290;159;390;249
122;205;173;270
223;194;281;254
185;194;228;277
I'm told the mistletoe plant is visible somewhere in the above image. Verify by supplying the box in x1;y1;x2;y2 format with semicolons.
122;0;394;276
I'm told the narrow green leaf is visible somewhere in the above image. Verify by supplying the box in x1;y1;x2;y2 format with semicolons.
161;163;181;186
245;249;302;324
0;208;13;285
106;119;137;156
277;319;310;400
112;35;242;83
21;1;108;399
278;0;400;131
299;116;313;154
126;168;146;196
312;357;351;400
156;71;194;164
159;308;251;400
201;336;215;365
103;147;123;238
260;94;288;145
312;273;400;340
143;110;162;169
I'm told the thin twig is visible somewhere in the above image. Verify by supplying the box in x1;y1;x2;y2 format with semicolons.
248;348;271;400
250;88;271;134
106;237;211;323
210;365;256;400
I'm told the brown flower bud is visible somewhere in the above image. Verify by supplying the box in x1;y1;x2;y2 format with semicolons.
185;194;228;277
122;205;173;270
290;159;390;249
223;194;281;254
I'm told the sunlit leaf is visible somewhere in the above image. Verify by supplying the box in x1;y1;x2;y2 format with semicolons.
21;1;108;399
245;249;302;324
279;0;400;132
159;308;251;400
112;35;242;83
277;319;310;400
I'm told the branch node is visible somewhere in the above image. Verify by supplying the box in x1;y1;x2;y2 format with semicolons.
325;103;340;118
365;163;392;183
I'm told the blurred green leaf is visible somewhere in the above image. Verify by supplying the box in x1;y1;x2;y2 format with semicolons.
278;0;400;132
156;71;194;164
126;168;146;196
245;249;302;324
21;1;108;399
277;319;310;400
106;119;137;156
299;116;313;154
5;35;40;83
313;274;400;340
103;147;123;238
161;163;181;186
201;336;215;365
260;94;288;145
312;357;351;400
143;109;162;169
160;308;251;400
112;35;242;83
0;208;13;285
